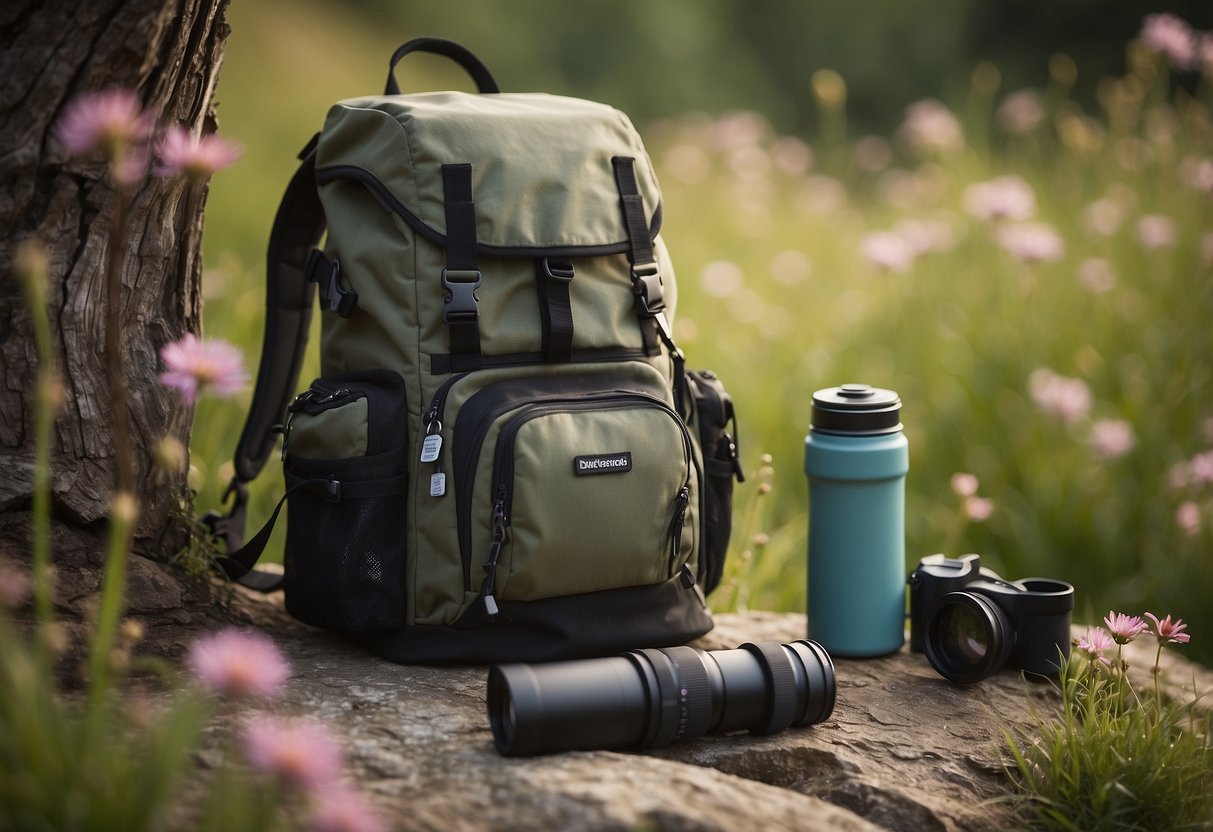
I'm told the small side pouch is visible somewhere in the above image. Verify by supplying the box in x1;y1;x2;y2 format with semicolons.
686;369;744;596
281;369;408;633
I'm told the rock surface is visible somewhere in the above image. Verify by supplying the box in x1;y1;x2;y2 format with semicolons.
193;599;1210;832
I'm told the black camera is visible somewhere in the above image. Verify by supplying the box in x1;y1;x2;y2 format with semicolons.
908;554;1074;683
487;640;835;757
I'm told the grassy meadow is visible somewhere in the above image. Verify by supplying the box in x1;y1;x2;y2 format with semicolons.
196;2;1213;664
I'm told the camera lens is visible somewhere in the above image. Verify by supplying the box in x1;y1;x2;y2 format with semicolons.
487;640;836;757
924;592;1013;684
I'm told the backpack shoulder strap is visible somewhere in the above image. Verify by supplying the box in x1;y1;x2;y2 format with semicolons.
204;137;325;589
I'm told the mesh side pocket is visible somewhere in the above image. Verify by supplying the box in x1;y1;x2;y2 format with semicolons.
686;370;743;596
283;469;406;633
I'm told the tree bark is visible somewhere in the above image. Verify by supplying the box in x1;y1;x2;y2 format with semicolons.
0;0;233;631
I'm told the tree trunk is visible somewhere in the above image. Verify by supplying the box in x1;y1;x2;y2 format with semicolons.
0;0;240;643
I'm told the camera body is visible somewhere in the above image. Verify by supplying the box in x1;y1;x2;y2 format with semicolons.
908;553;1074;683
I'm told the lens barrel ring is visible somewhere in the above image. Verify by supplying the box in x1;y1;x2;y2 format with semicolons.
787;639;837;726
740;641;798;734
633;648;690;748
658;646;714;742
925;591;1014;684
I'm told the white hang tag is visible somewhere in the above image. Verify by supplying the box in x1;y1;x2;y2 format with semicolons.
420;434;442;463
429;472;447;497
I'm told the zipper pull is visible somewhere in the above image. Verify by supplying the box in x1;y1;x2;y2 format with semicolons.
480;491;509;618
669;485;690;571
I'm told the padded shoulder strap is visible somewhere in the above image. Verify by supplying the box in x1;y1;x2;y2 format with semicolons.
203;138;325;586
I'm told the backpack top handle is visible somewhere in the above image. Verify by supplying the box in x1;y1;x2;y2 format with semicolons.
385;37;502;95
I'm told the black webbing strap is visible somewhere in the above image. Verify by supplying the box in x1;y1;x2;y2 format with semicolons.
203;138;326;590
441;164;483;370
611;156;690;412
536;258;575;362
611;156;665;355
216;474;407;589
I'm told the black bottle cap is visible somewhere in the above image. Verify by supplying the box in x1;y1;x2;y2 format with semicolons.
811;383;902;435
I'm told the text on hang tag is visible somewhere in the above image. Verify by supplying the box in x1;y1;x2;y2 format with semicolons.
429;472;447;497
420;433;442;463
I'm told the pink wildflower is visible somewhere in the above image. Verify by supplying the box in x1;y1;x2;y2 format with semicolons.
963;175;1037;222
159;334;248;403
770;136;814;176
1088;419;1135;460
155;125;243;180
243;716;345;792
1136;214;1177;249
187;629;291;699
898;99;965;155
1176;501;1201;537
1076;258;1116;294
55;89;152;156
1200;33;1213;75
1191;450;1213;485
996;90;1045;135
1145;612;1191;645
0;561;32;609
860;231;916;272
964;496;994;522
1103;611;1148;644
853;135;892;172
1082;198;1125;237
1139;14;1197;70
1028;369;1092;425
1077;626;1114;660
996;222;1065;263
951;472;979;498
1179;156;1213;194
893;218;959;255
307;786;390;832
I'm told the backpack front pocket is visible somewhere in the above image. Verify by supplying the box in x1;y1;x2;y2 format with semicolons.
282;370;408;633
453;380;698;616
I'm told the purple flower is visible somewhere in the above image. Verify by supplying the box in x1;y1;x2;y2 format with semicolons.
159;334;248;403
860;231;916;272
307;786;390;832
951;472;979;498
1145;612;1191;645
996;90;1045;135
243;716;345;792
1103;611;1149;644
898;99;965;155
0;560;32;609
187;629;291;699
154;125;243;181
1028;369;1092;425
1077;626;1114;659
1136;214;1177;249
55;88;153;157
963;175;1037;222
964;496;994;522
1176;501;1201;537
1088;419;1135;460
1139;14;1197;70
996;222;1065;263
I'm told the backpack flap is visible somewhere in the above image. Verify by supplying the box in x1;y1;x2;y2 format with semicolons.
311;92;678;382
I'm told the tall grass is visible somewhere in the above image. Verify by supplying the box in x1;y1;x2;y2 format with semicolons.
197;4;1213;663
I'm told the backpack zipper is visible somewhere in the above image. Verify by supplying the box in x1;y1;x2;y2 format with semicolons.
419;372;470;496
281;387;358;459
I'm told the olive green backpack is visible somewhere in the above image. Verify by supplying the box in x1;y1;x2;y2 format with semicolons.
207;38;744;663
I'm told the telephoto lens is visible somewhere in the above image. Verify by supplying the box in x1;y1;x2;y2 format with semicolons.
486;640;835;757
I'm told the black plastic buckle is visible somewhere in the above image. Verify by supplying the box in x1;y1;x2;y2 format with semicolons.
630;261;665;315
442;268;483;322
305;250;358;318
322;478;341;503
542;258;575;282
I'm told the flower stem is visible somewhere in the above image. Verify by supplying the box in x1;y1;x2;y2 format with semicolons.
16;243;57;635
89;492;135;705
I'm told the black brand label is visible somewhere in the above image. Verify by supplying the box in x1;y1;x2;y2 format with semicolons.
573;452;632;476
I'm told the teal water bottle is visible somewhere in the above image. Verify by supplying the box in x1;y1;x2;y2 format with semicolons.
805;384;908;657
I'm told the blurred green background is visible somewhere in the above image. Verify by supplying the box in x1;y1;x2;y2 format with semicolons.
198;0;1213;663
